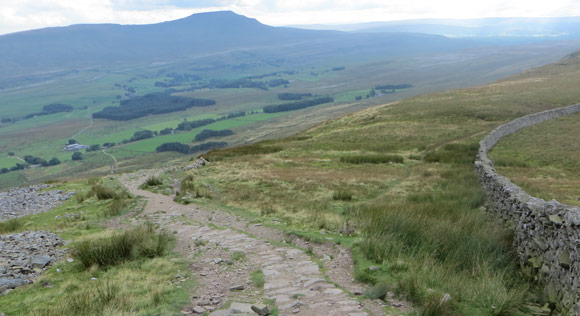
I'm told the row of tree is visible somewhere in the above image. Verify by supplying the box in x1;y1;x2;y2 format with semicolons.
23;155;61;167
2;103;74;124
277;93;312;101
93;92;216;121
375;84;413;90
194;129;234;142
263;97;334;113
1;151;87;174
156;141;228;154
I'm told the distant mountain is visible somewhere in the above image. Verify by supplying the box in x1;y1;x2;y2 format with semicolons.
294;16;580;38
0;11;327;76
0;11;479;81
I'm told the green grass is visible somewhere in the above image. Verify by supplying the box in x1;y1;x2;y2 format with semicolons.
340;154;404;164
0;218;23;234
73;225;171;269
162;52;580;315
489;111;580;206
0;178;192;316
251;269;265;288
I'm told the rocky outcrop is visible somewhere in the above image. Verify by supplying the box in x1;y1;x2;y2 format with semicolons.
0;185;75;221
0;231;66;295
183;157;210;171
475;103;580;315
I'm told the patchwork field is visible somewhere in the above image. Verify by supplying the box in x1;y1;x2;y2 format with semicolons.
2;39;579;188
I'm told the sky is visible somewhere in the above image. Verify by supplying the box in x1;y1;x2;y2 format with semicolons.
1;0;580;35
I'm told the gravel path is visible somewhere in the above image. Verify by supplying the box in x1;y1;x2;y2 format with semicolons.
118;170;410;315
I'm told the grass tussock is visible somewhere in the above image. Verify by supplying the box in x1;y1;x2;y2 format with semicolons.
423;143;479;164
174;174;211;203
492;157;530;168
204;143;282;161
354;162;536;314
72;225;172;269
251;269;265;288
90;185;117;200
139;176;163;188
341;154;404;164
333;190;353;201
0;218;23;234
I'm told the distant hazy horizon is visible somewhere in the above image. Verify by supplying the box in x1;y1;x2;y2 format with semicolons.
1;0;580;35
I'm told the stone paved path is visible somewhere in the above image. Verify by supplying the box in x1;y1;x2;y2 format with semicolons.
118;170;406;316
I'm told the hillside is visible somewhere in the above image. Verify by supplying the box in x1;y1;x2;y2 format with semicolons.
298;16;580;38
0;11;462;81
150;51;580;314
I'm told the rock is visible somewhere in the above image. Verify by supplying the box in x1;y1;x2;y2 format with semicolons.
0;278;29;291
0;231;65;293
0;185;74;221
192;306;205;314
229;302;254;313
440;293;452;304
368;266;380;271
30;255;51;269
229;284;245;291
251;304;270;315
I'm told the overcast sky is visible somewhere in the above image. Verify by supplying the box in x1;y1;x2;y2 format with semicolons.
1;0;580;35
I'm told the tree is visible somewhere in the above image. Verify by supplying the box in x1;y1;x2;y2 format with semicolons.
7;152;14;156
86;144;101;152
0;168;8;174
68;139;78;144
72;152;83;161
48;157;61;166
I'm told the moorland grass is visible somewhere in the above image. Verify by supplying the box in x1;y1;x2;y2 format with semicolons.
0;179;190;316
0;218;23;234
489;111;580;206
73;225;172;269
140;176;163;188
164;52;580;314
340;154;404;164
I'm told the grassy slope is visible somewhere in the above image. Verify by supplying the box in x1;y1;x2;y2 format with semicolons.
489;111;580;206
174;52;580;315
0;179;192;316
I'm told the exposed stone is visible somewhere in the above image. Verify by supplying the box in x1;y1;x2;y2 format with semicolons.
183;157;210;171
440;293;452;304
0;231;65;295
229;284;245;291
30;255;51;269
192;306;205;314
0;185;75;221
251;304;270;315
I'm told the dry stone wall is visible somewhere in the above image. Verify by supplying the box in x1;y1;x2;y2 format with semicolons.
475;103;580;315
